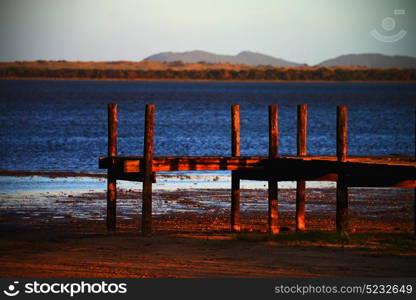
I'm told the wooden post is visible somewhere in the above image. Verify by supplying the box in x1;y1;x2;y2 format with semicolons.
336;105;348;233
107;104;117;231
142;104;155;236
268;105;279;234
231;105;241;232
231;105;240;157
296;104;307;231
337;105;348;163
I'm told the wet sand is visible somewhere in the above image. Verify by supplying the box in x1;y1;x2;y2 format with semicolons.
0;187;415;277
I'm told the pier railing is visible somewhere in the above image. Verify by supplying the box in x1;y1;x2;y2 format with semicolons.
99;104;416;236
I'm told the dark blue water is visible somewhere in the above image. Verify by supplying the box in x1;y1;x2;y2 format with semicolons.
0;80;414;172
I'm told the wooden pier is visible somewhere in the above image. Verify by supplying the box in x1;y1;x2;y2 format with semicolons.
99;104;416;235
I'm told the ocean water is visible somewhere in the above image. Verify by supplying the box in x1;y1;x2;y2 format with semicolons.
0;80;414;173
0;80;414;220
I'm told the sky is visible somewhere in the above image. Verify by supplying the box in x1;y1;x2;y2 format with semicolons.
0;0;415;65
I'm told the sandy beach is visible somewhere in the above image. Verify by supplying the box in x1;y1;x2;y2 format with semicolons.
0;178;415;278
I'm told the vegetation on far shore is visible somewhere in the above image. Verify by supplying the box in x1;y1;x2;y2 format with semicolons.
0;60;415;81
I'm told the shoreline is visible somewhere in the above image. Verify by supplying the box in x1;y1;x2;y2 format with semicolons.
1;211;415;277
0;177;414;277
0;170;106;178
1;77;416;83
1;182;413;231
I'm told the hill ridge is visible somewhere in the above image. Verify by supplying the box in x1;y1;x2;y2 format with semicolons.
144;50;416;68
144;50;302;67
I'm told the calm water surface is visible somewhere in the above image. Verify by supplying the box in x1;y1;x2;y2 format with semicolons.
0;80;414;172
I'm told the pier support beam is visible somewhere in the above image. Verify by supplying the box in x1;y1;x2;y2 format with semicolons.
268;105;279;234
296;104;308;231
231;105;241;232
141;104;155;236
336;175;349;233
336;105;349;233
107;104;118;231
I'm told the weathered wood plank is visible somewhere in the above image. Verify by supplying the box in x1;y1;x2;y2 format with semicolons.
268;105;279;234
297;104;307;157
269;105;278;157
296;181;306;230
296;104;307;231
231;105;240;157
107;103;117;231
99;155;415;187
337;105;348;162
141;104;154;236
336;175;348;233
231;105;241;232
123;157;264;172
99;155;415;171
336;105;348;233
231;172;240;231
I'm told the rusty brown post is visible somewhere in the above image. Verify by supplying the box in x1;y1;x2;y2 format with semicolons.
337;105;348;163
268;105;279;234
296;104;307;231
142;104;155;236
231;105;241;232
107;104;117;231
336;105;348;233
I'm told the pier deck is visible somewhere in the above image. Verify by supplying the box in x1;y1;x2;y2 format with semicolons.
99;155;415;187
99;104;415;235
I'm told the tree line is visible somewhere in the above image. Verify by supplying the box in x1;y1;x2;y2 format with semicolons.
1;66;415;81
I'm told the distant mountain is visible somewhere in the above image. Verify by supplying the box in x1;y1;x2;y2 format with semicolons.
317;53;416;68
144;50;302;67
144;51;416;69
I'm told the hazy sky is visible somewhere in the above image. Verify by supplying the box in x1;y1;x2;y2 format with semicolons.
0;0;415;64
